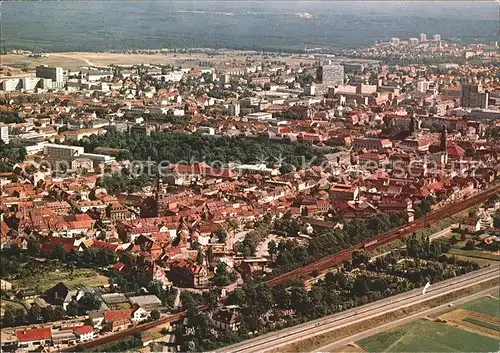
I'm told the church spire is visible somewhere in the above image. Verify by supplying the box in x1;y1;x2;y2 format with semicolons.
440;125;447;152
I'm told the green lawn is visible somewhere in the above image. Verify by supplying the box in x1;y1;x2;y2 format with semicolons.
358;320;499;352
463;317;500;332
448;248;499;262
12;267;109;292
460;297;500;319
0;300;26;315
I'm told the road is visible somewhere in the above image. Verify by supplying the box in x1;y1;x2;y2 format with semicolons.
218;266;499;353
65;185;498;351
312;286;499;353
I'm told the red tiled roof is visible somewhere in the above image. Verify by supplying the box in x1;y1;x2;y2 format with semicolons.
104;309;133;322
91;240;119;252
73;325;94;335
16;328;52;343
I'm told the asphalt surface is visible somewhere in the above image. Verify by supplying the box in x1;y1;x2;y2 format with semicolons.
311;286;500;353
218;266;499;353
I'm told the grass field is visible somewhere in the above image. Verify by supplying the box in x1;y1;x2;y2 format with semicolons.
449;248;500;262
12;267;109;292
462;317;500;332
358;319;499;352
0;300;26;316
459;297;500;318
1;51;318;71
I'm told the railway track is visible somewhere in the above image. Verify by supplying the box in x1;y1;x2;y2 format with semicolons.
66;184;499;351
266;183;500;286
220;266;499;353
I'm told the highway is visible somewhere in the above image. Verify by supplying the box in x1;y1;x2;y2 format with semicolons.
66;184;499;351
311;286;499;353
218;266;499;353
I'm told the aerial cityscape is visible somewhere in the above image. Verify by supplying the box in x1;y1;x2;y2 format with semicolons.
0;1;499;352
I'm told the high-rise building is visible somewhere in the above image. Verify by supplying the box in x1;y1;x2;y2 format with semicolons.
390;37;400;46
22;77;40;92
460;83;489;109
36;65;65;88
317;64;344;87
420;33;427;42
0;124;9;144
228;103;240;116
432;34;441;42
409;38;419;46
416;80;430;94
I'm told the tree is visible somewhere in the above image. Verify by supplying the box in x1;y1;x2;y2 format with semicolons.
196;249;204;265
28;305;42;323
150;309;161;321
352;277;370;297
464;240;476;250
78;292;101;313
440;125;447;152
215;230;228;244
268;240;277;261
213;261;236;287
52;244;66;261
352;251;370;267
27;239;40;257
493;212;500;228
206;246;214;266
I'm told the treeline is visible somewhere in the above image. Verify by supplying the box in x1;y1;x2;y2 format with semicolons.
75;130;327;168
266;212;406;277
177;236;481;352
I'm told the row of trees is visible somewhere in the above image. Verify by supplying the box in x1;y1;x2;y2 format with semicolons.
178;232;483;352
268;213;406;276
3;305;65;327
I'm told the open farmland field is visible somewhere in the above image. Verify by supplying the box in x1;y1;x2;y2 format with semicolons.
0;51;320;71
358;319;499;352
459;296;500;318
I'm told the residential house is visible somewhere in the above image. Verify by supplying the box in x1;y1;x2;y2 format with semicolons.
16;328;52;349
211;307;240;332
45;282;87;310
73;325;95;342
460;217;481;233
103;309;134;331
1;279;13;291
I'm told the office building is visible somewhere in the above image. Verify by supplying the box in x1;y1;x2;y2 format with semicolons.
460;84;489;109
0;124;9;144
22;77;41;92
228;103;241;116
317;64;344;87
1;78;22;92
420;33;427;42
43;144;84;159
36;65;64;88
